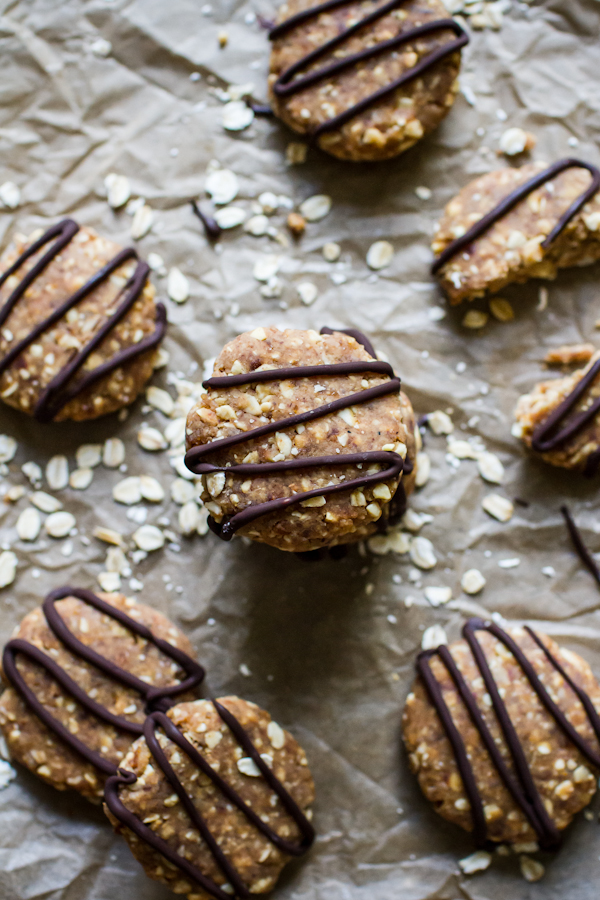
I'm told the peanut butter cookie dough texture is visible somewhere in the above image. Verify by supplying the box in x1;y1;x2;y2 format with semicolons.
432;158;600;303
268;0;468;162
403;618;600;849
185;325;417;553
0;588;316;900
0;218;166;422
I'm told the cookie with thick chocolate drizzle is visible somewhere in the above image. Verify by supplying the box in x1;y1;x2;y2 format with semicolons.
268;0;466;162
514;347;600;475
184;326;417;553
0;587;203;801
0;219;166;422
403;619;600;847
104;696;315;900
432;159;600;304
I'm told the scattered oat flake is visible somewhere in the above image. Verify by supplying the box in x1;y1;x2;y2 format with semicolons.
477;451;504;484
205;168;239;204
30;491;62;513
428;410;453;435
0;435;17;463
222;100;254;131
0;551;17;588
253;256;280;282
178;501;199;535
113;476;142;506
482;493;514;522
133;525;165;552
138;427;167;451
410;535;437;570
45;511;76;538
461;568;486;594
459;850;492;874
131;204;153;239
366;240;393;270
286;142;307;165
16;508;41;542
0;758;16;788
299;194;331;221
499;127;533;156
139;475;165;503
322;242;341;262
98;571;121;592
421;624;447;651
0;182;20;209
520;856;544;882
463;309;488;329
214;206;247;229
76;444;102;468
46;455;69;490
103;437;125;468
415;452;431;487
424;585;452;606
297;282;318;306
489;297;514;322
447;440;478;460
146;386;175;416
167;268;190;303
70;468;93;490
498;557;520;569
93;526;124;546
104;173;131;208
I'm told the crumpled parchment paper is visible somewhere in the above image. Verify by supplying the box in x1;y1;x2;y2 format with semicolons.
1;0;600;897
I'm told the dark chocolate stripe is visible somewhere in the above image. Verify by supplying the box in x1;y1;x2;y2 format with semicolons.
561;504;600;588
270;0;468;142
104;703;315;900
2;587;204;774
432;158;600;275
184;327;409;540
531;356;600;454
0;219;166;422
416;617;600;848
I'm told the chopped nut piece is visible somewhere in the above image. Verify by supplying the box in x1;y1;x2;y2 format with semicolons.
421;624;448;651
461;568;486;594
544;343;595;366
0;550;17;588
287;212;306;236
459;850;492;874
410;535;437;569
428;410;453;435
463;310;489;329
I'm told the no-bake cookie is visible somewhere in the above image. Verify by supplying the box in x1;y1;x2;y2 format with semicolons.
0;587;203;801
104;696;315;900
268;0;467;162
0;219;166;422
432;159;600;304
403;618;600;848
184;326;417;553
514;347;600;475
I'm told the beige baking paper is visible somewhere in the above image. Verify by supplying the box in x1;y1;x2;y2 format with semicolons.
0;0;600;897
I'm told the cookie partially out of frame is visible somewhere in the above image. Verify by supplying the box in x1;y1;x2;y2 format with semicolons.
268;0;466;162
403;619;600;848
104;696;315;900
514;348;600;475
0;588;203;801
184;326;417;553
0;219;166;422
432;159;600;304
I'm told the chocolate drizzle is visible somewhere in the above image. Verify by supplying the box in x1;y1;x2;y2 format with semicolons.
191;199;222;241
417;618;600;848
104;701;315;900
0;218;167;422
531;355;600;456
432;158;600;275
561;505;600;587
269;0;468;142
184;326;411;540
2;587;205;775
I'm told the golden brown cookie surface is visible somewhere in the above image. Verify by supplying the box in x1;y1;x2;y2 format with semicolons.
185;326;417;553
403;622;600;846
0;590;199;801
0;221;165;421
268;0;463;162
515;349;600;473
432;162;600;303
104;696;315;900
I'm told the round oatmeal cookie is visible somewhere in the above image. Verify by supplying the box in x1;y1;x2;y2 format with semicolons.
0;587;203;802
0;218;167;422
184;325;417;554
514;349;600;475
268;0;466;162
432;159;600;304
104;696;315;900
403;618;600;848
